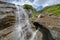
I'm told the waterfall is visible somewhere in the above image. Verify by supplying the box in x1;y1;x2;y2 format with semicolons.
1;0;38;40
13;0;39;39
15;5;33;40
15;4;38;40
30;30;38;40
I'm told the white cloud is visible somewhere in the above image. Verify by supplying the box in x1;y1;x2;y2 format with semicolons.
43;4;49;7
44;0;60;6
5;0;60;10
32;0;48;8
11;0;32;5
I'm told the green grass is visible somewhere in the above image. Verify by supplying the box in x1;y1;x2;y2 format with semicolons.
40;4;60;16
33;11;39;19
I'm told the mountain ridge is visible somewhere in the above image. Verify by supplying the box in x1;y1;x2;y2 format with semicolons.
39;4;60;16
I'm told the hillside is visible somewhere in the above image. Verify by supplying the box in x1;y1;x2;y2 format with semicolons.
40;4;60;16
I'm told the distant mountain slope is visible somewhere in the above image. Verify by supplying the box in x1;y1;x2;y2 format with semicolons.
40;4;60;16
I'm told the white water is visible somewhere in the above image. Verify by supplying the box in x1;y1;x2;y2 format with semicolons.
30;30;38;40
15;5;33;40
15;5;38;40
1;0;38;40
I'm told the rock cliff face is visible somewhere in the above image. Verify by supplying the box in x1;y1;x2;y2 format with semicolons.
0;1;16;30
25;9;33;18
33;12;60;40
0;1;33;30
0;1;34;40
0;1;17;40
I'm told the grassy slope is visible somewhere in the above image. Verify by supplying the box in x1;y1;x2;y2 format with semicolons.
40;4;60;16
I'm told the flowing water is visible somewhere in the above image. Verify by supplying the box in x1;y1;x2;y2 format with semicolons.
0;0;38;40
30;30;38;40
14;5;38;40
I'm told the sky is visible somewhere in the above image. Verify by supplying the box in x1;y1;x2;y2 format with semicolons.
5;0;60;11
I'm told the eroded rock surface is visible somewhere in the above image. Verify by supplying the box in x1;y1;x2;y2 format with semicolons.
34;12;60;40
0;1;16;40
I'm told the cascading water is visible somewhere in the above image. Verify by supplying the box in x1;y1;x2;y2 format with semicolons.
15;5;33;40
15;4;38;40
2;0;38;40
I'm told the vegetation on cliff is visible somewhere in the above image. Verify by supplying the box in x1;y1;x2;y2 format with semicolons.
23;4;34;10
23;4;39;19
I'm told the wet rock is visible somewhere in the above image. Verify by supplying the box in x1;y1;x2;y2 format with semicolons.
32;12;60;40
0;1;16;40
36;16;60;32
25;9;33;18
0;1;16;30
32;22;55;40
25;31;32;40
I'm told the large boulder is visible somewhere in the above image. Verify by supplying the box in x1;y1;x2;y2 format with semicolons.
32;12;60;40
